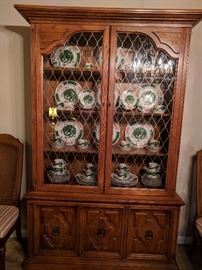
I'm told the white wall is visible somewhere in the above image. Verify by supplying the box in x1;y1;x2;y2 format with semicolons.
0;0;202;240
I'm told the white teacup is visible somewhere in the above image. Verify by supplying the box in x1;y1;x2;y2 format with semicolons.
53;158;67;169
119;140;131;150
52;137;65;148
147;162;161;173
154;105;166;114
76;139;90;149
49;167;68;176
147;139;161;152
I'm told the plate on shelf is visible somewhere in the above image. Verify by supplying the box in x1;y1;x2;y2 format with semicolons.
125;123;154;148
94;47;102;66
48;173;70;184
54;119;84;145
54;80;82;110
119;89;138;110
75;173;97;186
137;84;163;113
141;174;162;187
50;45;81;68
111;173;138;187
96;83;120;108
94;122;120;145
78;89;96;109
116;47;125;69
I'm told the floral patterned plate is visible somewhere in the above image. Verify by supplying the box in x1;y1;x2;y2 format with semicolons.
54;80;82;110
116;47;125;69
50;45;81;68
78;90;96;109
137;84;163;113
125;123;154;148
119;89;138;110
54;119;84;145
75;173;97;186
94;122;120;145
96;83;120;108
111;173;138;187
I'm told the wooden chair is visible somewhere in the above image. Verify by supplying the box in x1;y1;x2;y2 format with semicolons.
196;150;202;243
0;134;23;270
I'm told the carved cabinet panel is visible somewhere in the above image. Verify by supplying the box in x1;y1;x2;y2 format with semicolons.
80;206;124;257
34;203;77;256
126;208;170;259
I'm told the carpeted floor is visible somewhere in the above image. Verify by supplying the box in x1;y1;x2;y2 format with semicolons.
6;238;24;270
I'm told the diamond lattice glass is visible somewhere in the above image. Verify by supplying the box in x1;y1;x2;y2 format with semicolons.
110;32;177;190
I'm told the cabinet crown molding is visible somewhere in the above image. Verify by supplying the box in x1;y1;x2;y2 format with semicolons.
14;5;202;27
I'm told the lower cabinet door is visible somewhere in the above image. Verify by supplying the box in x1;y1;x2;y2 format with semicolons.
29;202;78;257
80;205;125;258
126;208;171;259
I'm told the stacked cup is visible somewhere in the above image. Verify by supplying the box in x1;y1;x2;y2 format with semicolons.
48;158;70;183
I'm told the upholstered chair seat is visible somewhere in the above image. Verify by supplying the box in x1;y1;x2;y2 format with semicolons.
0;134;23;270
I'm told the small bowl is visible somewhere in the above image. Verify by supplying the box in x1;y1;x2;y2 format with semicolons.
119;140;131;150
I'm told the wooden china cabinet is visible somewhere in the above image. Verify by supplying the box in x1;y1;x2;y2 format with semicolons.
15;5;202;270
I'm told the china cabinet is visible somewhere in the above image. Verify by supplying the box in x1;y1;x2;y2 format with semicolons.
15;5;202;270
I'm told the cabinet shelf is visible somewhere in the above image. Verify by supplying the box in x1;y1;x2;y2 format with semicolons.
44;145;98;154
43;66;101;80
116;70;176;83
112;147;165;156
114;110;170;117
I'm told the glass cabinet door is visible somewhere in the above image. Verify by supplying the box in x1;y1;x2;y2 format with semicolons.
41;27;109;192
106;28;178;194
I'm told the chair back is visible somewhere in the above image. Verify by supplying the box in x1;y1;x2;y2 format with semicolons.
0;134;23;206
196;150;202;218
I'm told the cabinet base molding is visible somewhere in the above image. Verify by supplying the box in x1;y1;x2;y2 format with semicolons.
24;258;179;270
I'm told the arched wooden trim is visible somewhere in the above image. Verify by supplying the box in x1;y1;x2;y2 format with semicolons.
40;29;83;54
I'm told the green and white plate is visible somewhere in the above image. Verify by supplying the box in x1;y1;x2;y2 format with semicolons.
137;84;163;113
96;83;119;108
54;119;84;145
54;80;82;110
78;90;96;109
111;172;138;187
94;122;120;145
75;173;97;186
116;47;125;69
119;89;138;110
50;45;81;68
125;123;154;148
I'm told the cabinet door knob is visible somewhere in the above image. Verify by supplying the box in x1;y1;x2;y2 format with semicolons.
145;230;153;240
52;226;60;236
97;228;106;238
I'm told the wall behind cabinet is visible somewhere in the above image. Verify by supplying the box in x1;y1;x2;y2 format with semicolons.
0;0;202;242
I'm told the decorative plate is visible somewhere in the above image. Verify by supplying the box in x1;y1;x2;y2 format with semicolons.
141;174;162;187
54;80;82;110
48;173;70;184
137;85;163;113
50;45;81;68
111;173;138;187
75;173;97;186
116;47;125;69
96;83;119;108
54;119;84;145
78;90;96;109
94;47;102;66
94;122;120;145
125;123;154;148
119;89;138;110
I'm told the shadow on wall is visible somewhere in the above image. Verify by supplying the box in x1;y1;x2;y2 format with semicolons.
5;26;32;191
